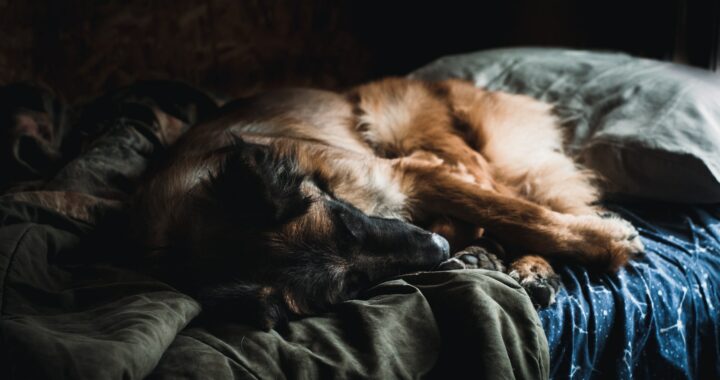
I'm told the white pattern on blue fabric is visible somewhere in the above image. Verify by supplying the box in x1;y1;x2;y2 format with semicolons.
537;205;720;380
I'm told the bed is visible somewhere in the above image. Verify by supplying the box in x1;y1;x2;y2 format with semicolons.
1;49;718;379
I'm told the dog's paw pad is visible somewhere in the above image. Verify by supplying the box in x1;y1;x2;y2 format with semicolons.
454;246;505;271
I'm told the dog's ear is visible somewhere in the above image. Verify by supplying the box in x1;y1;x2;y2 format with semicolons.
206;139;311;226
196;282;289;331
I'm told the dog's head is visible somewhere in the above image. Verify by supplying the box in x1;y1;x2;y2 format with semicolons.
165;138;449;330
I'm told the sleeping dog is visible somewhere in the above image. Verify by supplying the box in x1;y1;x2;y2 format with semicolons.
132;78;643;330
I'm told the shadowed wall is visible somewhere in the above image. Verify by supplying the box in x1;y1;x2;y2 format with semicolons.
2;0;712;102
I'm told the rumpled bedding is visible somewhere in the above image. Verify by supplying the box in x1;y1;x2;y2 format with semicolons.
0;198;548;379
410;48;720;379
1;78;718;380
540;204;720;379
0;97;548;380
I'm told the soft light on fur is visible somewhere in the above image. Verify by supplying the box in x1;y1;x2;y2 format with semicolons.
131;78;643;329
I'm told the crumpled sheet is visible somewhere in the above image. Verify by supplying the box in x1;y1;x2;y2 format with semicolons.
0;97;549;379
5;76;718;379
0;195;549;380
539;204;720;379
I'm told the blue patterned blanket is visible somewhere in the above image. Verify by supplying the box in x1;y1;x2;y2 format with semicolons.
540;204;720;379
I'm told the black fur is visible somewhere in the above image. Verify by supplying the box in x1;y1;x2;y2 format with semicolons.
205;140;311;225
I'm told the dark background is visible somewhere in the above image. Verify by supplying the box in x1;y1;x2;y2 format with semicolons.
1;0;718;101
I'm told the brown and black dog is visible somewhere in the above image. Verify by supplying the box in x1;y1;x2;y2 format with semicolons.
131;78;643;329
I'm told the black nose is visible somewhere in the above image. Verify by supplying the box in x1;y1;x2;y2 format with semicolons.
430;233;450;259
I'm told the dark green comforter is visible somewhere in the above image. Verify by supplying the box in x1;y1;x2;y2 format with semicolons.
0;90;548;380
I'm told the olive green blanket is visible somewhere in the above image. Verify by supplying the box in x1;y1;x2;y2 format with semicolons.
0;198;547;379
0;88;548;380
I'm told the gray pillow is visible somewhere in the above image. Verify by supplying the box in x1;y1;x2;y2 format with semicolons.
410;48;720;203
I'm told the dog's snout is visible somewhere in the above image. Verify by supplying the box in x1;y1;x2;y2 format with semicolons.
430;233;450;259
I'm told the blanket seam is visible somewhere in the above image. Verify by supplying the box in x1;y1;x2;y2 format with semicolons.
0;225;32;316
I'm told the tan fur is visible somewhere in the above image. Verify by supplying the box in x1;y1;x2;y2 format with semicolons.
348;78;641;270
135;77;643;287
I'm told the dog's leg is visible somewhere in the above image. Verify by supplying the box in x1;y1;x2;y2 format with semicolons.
398;160;642;271
437;79;642;303
440;79;601;216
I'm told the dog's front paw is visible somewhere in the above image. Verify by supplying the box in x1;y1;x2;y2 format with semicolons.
437;246;505;271
562;213;644;271
508;255;561;308
598;211;644;256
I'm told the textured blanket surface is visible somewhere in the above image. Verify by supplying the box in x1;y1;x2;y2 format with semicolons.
540;204;720;379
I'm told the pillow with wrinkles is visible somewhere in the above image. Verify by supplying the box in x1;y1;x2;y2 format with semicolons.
411;48;720;203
